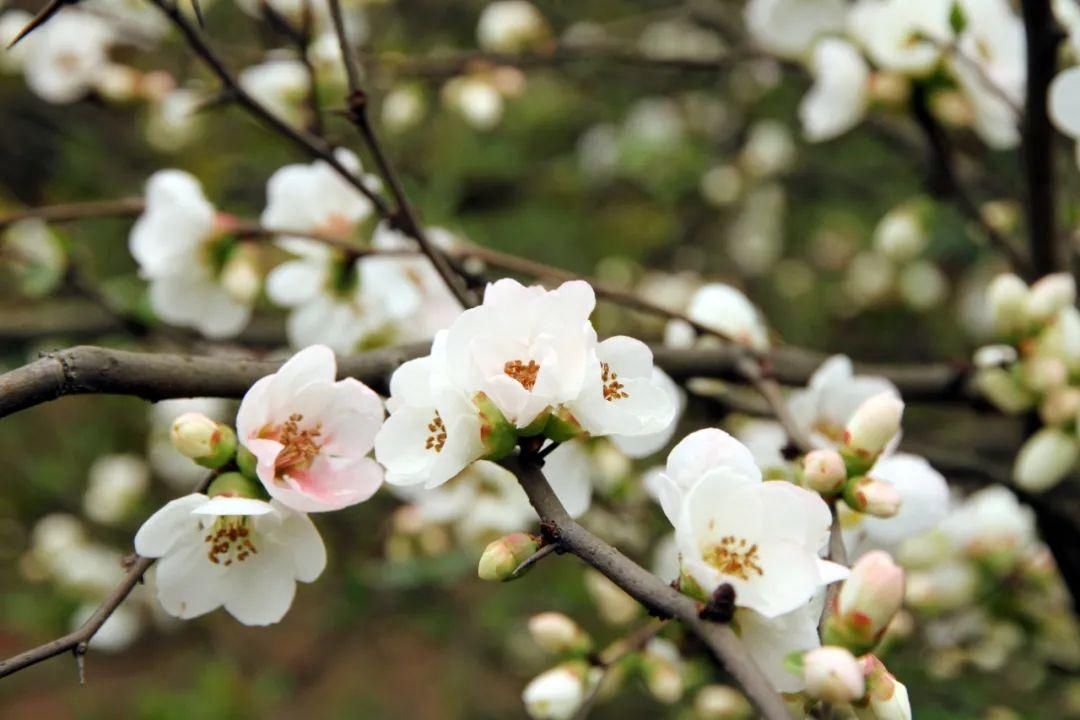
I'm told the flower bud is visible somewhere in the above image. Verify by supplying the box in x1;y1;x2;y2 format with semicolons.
477;532;541;581
544;407;585;443
974;367;1035;414
843;392;903;461
473;392;518;461
693;685;753;720
1040;386;1080;426
528;612;592;655
170;413;237;468
1027;272;1076;324
477;0;550;53
803;449;848;495
826;551;904;653
873;208;925;263
844;477;901;518
1021;356;1068;392
642;638;684;704
1014;427;1079;492
973;344;1018;368
220;247;261;304
522;662;591;720
859;656;912;720
987;273;1030;337
236;444;259;480
867;71;909;106
206;471;265;499
802;647;865;704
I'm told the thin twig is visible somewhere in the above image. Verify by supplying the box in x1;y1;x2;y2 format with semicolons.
0;473;216;679
0;197;145;231
502;454;789;720
326;0;475;308
511;542;558;577
571;619;668;720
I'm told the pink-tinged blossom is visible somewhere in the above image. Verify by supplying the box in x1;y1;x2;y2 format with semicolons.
236;345;385;512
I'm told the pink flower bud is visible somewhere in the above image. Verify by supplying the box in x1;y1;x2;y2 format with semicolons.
803;449;847;494
827;551;904;652
860;656;912;720
528;612;592;655
802;647;865;703
844;477;902;518
844;392;903;459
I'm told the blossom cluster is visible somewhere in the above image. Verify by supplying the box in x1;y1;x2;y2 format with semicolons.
375;278;676;488
975;272;1080;491
748;0;1026;148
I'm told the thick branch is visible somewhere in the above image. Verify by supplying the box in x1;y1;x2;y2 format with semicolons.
0;344;970;420
1020;0;1063;277
502;454;789;720
0;473;215;679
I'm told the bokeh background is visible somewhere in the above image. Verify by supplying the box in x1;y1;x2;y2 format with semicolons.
0;0;1078;717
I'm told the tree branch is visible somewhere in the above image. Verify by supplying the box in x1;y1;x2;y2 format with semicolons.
0;473;216;680
0;344;970;421
501;454;789;720
1020;0;1063;277
326;0;475;309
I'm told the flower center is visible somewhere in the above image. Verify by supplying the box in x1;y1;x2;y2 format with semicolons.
601;362;629;401
504;359;540;391
265;413;324;475
316;212;354;240
204;516;258;566
425;412;447;453
703;536;763;581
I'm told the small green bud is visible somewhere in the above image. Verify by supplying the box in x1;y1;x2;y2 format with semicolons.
474;392;518;461
236;445;259;480
477;532;540;581
207;471;267;500
544;407;586;443
170;412;237;469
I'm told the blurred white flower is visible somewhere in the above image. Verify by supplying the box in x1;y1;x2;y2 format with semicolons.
83;454;149;525
71;602;141;652
848;0;953;76
443;76;505;130
744;0;847;60
238;56;309;127
665;283;770;352
20;12;114;104
129;170;255;337
800;38;869;142
477;0;550;52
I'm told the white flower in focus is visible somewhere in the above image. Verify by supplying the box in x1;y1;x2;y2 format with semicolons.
665;283;769;352
129;170;255;338
238;57;309;127
609;368;684;458
236;345;385;512
737;600;823;692
654;428;761;524
800;38;869;142
743;0;847;60
83;454;150;525
443;279;598;429
848;0;953;76
20;13;113;104
567;337;676;439
477;1;550;52
135;493;325;625
375;336;487;489
788;355;899;449
951;0;1025;150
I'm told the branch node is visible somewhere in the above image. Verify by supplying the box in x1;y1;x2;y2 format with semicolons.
73;642;87;684
699;583;736;623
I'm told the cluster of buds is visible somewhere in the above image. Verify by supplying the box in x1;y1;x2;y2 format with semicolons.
521;611;598;720
975;272;1080;492
800;392;904;518
824;551;906;655
793;649;911;719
